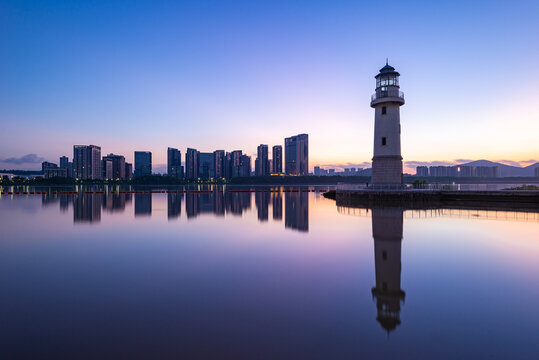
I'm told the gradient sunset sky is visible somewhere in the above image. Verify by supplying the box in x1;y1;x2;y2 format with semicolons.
1;0;538;173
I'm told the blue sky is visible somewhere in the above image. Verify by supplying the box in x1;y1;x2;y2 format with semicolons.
1;0;538;172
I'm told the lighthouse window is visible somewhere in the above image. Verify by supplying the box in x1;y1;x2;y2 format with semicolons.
382;106;387;115
382;137;387;146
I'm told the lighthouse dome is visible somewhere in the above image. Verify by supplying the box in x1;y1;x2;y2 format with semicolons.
376;62;400;78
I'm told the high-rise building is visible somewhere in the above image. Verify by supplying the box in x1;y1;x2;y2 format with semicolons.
73;145;102;179
370;62;404;185
224;152;232;179
239;155;251;177
475;166;499;178
185;148;199;179
213;150;225;179
43;163;67;178
59;156;68;169
416;166;428;177
134;151;152;177
255;144;270;176
103;158;113;179
535;167;539;177
456;165;474;177
59;156;73;178
42;161;57;172
125;163;133;179
167;148;183;179
102;154;126;179
429;166;457;177
272;145;282;174
198;152;215;179
285;134;308;176
231;150;243;178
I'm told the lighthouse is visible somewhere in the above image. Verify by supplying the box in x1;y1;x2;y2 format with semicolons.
370;61;405;186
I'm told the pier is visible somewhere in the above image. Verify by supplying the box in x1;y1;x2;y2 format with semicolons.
326;189;539;211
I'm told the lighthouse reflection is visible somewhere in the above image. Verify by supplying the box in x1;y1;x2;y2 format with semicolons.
371;208;405;333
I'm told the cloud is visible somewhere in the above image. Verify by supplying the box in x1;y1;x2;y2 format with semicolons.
493;159;524;167
1;154;45;165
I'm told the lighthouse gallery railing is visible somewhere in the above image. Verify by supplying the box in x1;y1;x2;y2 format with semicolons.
371;90;405;102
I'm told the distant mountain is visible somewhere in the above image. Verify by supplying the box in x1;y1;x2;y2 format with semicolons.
459;160;538;177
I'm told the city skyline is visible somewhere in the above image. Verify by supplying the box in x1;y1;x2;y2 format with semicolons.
1;1;538;173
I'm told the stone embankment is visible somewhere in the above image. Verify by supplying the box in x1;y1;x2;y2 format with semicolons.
325;190;539;211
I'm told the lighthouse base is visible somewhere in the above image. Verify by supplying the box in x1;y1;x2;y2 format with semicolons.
372;156;403;186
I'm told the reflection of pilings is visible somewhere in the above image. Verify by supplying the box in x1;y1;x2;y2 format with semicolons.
135;193;152;217
168;193;182;219
285;191;309;232
73;194;102;223
256;191;270;222
272;191;283;220
371;208;405;333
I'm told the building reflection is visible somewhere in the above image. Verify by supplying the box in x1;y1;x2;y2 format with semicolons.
73;194;103;223
60;195;71;212
42;189;309;232
41;193;60;207
272;191;283;220
371;208;405;333
255;191;270;222
185;191;199;218
285;191;309;232
185;190;248;218
214;190;225;216
224;192;251;216
168;192;182;220
104;192;131;213
135;193;152;217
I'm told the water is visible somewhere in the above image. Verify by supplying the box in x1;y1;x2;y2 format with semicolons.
1;187;538;359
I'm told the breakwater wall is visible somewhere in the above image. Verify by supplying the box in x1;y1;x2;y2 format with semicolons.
334;190;539;211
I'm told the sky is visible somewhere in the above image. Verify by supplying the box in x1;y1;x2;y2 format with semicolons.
1;0;538;173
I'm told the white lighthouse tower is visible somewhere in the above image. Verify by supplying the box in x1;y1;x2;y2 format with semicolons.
370;61;405;186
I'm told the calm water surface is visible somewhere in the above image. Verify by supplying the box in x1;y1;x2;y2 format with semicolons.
1;187;538;359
